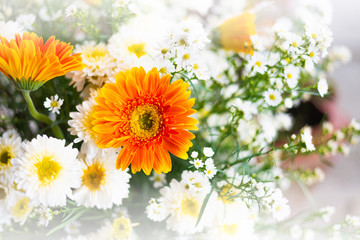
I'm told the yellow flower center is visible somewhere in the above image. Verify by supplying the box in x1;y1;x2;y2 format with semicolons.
84;47;108;62
161;48;168;55
82;162;106;191
128;43;146;58
0;149;11;165
129;104;162;140
112;217;132;240
269;94;276;101
0;187;6;200
51;101;59;108
35;156;61;186
285;57;291;63
85;109;97;142
183;53;190;60
181;197;199;218
309;51;315;58
193;64;199;70
154;176;162;182
179;38;187;46
255;61;261;67
287;73;292;79
11;197;30;218
292;41;298;47
222;224;238;235
312;33;317;39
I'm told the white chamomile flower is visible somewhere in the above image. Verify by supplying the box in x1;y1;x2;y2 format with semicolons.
271;197;291;221
175;48;198;70
7;190;34;225
0;129;21;184
301;127;315;152
305;45;320;64
12;135;82;207
205;165;217;179
181;171;211;196
68;98;97;145
154;57;175;76
203;147;214;157
284;65;300;89
317;78;329;97
72;148;131;209
189;159;204;169
35;207;53;227
65;5;77;18
146;199;169;222
149;172;167;188
283;32;304;54
264;89;282;107
234;98;258;120
44;95;64;114
248;52;268;75
190;151;198;158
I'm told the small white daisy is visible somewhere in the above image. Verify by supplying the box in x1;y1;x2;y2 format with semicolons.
248;52;268;75
44;95;64;114
205;165;217;179
149;172;167;188
7;189;34;225
264;89;282;106
301;127;315;152
189;158;204;169
203;147;214;157
35;207;53;227
190;151;198;158
12;135;82;207
283;65;300;89
146;199;169;222
283;32;304;54
317;78;329;97
72;148;131;209
181;170;211;196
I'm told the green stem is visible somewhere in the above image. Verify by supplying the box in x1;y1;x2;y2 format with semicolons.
22;90;64;139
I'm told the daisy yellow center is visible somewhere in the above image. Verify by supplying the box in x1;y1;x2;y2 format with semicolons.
11;197;30;218
181;197;199;218
183;53;190;60
82;162;106;191
0;149;11;165
222;224;238;235
193;64;199;70
129;104;162;140
285;57;291;63
85;109;97;141
287;73;292;79
128;43;146;58
269;94;276;101
84;47;108;62
112;217;132;240
159;67;167;74
161;48;168;55
255;61;261;67
35;156;61;186
292;41;298;47
179;38;187;46
51;101;59;108
312;33;317;39
309;51;315;58
0;187;6;200
154;176;162;182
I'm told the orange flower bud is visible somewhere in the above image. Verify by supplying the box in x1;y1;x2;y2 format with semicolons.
214;12;256;55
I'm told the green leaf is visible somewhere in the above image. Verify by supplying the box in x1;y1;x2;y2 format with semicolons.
47;208;87;236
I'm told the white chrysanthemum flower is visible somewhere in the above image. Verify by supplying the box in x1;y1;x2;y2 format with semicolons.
205;164;217;179
149;172;167;189
44;94;64;114
290;225;303;239
189;159;204;169
181;171;211;196
203;147;214;157
175;48;199;70
72;148;131;209
264;89;282;106
271;197;291;221
66;42;116;91
146;199;170;222
35;207;53;227
305;45;320;64
68;98;97;145
284;65;300;89
7;189;34;225
190;151;198;158
301;127;315;152
283;32;304;54
12;135;81;207
0;129;22;184
317;78;329;97
159;179;217;234
154;57;176;76
247;52;268;75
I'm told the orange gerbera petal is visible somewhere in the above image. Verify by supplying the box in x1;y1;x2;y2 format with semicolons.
0;32;84;91
92;67;198;175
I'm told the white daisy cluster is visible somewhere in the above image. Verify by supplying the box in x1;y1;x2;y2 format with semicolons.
189;147;217;179
44;94;64;115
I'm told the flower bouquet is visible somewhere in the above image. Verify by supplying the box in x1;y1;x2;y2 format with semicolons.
0;0;359;239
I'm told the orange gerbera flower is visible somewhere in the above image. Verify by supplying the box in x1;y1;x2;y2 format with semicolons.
92;67;198;175
0;32;83;90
